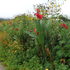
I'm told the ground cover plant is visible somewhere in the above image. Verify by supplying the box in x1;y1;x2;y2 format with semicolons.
0;0;70;70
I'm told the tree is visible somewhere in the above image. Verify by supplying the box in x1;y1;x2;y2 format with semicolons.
34;0;67;19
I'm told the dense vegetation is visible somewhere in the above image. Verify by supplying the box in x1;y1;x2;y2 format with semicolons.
0;1;70;69
0;13;70;70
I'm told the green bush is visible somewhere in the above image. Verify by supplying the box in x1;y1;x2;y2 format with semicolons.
0;13;70;70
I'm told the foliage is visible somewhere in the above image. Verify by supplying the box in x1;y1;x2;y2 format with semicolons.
0;1;70;70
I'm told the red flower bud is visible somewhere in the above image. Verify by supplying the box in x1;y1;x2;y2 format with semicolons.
34;28;37;32
29;30;32;32
36;32;39;35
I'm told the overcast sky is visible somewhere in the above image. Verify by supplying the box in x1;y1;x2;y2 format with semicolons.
61;0;70;18
0;0;70;18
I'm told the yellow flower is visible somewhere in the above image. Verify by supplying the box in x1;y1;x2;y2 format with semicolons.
58;5;60;7
49;6;52;8
45;68;48;70
54;4;56;7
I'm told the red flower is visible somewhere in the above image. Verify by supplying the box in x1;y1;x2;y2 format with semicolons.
36;9;40;13
34;13;43;19
60;24;68;29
